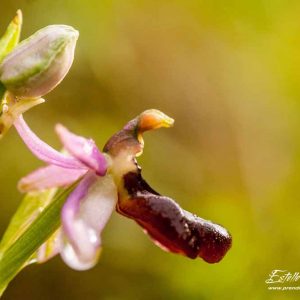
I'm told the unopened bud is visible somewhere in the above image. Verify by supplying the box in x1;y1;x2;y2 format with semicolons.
0;25;79;98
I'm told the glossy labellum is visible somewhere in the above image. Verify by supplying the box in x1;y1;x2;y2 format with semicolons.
119;167;232;263
105;109;232;263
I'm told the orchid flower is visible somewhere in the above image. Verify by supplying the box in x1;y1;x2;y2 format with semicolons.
14;109;232;271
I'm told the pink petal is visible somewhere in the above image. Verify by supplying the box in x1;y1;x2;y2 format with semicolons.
55;124;107;176
61;172;117;270
18;165;87;192
14;115;86;169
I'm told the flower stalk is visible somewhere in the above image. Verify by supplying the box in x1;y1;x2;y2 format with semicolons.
0;94;45;138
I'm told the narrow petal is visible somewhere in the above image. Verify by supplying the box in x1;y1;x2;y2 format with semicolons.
18;165;87;192
61;172;117;270
55;124;107;175
14;115;85;169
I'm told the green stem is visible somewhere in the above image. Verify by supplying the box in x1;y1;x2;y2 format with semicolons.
0;82;5;101
0;184;75;296
0;96;45;139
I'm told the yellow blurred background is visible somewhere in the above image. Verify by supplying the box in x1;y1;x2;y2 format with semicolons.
1;1;300;299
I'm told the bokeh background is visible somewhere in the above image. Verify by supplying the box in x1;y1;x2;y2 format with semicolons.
1;1;300;299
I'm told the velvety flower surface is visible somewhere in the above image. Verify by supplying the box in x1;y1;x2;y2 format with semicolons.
14;109;232;270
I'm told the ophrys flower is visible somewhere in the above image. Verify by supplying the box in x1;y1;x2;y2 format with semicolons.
14;109;232;270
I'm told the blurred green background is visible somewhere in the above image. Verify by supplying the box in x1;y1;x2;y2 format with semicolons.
1;0;300;299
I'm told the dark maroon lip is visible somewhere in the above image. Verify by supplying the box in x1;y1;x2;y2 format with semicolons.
117;169;232;263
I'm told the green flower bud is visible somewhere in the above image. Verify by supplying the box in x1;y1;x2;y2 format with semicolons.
0;25;79;98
